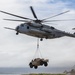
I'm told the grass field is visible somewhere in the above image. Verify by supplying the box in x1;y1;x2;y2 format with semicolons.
22;74;66;75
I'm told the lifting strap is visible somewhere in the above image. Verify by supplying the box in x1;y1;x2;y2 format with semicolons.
33;38;43;59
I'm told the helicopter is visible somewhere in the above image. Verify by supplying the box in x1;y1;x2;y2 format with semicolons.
0;6;75;41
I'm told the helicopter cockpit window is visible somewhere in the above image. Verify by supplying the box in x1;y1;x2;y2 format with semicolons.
27;26;29;29
21;24;24;27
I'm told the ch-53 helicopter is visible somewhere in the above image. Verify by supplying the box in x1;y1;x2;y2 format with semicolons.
0;6;75;41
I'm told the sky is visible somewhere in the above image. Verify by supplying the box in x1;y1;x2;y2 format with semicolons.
0;0;75;70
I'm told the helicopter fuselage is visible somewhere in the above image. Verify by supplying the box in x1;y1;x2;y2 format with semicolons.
16;23;75;40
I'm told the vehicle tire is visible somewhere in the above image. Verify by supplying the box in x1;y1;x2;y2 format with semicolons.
40;61;43;66
29;63;33;68
44;62;48;67
34;66;38;69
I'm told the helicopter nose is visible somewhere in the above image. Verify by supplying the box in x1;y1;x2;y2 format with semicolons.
16;26;19;31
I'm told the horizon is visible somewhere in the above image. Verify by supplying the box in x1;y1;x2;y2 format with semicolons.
0;67;72;74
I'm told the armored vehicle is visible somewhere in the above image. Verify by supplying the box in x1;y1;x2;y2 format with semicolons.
29;58;49;69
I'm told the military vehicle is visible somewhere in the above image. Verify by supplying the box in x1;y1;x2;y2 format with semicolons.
29;58;49;69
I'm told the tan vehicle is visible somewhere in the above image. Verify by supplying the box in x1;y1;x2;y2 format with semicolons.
29;58;49;69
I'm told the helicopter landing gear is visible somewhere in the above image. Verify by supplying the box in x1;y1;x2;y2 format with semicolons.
16;32;19;35
40;38;43;41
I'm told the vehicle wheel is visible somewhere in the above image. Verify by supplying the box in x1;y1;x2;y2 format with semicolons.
34;66;38;69
40;38;43;41
44;62;48;67
29;63;33;68
40;61;43;66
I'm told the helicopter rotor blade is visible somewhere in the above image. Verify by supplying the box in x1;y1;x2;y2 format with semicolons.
0;10;33;20
30;6;38;20
4;19;29;22
42;19;75;22
42;10;70;21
